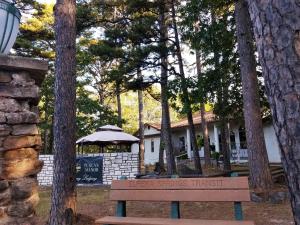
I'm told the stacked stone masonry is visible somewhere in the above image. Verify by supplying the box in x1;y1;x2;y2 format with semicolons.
0;56;47;225
38;153;139;186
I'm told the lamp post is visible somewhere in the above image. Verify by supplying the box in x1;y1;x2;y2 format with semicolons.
0;0;21;54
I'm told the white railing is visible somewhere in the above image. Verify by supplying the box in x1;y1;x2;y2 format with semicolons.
231;148;249;163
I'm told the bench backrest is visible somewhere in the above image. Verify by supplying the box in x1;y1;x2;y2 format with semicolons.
110;177;250;202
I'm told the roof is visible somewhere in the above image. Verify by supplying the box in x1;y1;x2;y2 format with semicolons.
77;125;139;146
97;125;123;132
145;111;216;131
171;111;216;129
144;123;161;130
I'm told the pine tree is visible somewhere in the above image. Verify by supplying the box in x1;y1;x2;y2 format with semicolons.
246;0;300;223
235;0;273;192
49;1;77;224
170;0;202;174
159;0;177;174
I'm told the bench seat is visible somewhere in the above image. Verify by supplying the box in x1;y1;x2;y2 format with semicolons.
96;216;255;225
96;177;254;224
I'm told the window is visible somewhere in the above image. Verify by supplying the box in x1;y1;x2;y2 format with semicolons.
179;137;186;152
151;139;155;152
230;131;236;149
239;127;247;149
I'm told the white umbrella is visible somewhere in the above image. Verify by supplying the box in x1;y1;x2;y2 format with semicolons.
76;125;139;145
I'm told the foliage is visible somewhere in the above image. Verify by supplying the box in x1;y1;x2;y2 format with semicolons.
76;83;119;138
180;0;269;122
14;0;271;157
110;87;179;134
15;3;127;153
15;3;55;60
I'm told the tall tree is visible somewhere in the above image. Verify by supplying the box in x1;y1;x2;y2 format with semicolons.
170;0;202;174
196;49;211;167
15;2;56;154
246;0;300;223
159;0;177;175
180;0;244;172
235;0;273;192
194;19;210;167
49;0;77;224
116;82;123;128
210;11;232;172
137;68;145;173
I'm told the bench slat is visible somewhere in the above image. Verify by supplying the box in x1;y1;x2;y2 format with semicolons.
111;177;249;190
110;189;251;202
96;216;255;225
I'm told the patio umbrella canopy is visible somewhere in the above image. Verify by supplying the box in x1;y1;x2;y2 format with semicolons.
76;125;139;146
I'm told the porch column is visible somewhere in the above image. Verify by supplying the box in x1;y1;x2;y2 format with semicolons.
214;124;220;152
234;128;241;149
186;128;192;158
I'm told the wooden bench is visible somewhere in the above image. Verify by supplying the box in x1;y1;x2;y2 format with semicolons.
96;176;254;225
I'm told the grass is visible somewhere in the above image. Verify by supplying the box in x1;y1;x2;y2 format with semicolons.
36;185;294;225
36;186;109;219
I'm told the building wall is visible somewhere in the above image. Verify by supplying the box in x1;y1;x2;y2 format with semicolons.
230;123;281;163
38;153;139;186
263;123;281;163
131;143;139;154
144;137;161;165
143;122;282;164
144;125;160;136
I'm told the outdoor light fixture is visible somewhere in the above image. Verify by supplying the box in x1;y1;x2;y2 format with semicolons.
0;0;21;54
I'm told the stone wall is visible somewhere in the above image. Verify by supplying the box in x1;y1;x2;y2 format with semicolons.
38;153;139;186
0;56;47;224
102;153;139;185
37;155;54;186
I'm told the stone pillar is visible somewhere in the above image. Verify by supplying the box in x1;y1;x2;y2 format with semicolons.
0;56;47;224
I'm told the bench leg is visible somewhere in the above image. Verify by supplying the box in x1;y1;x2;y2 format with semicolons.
170;175;180;219
171;201;180;219
116;201;126;217
234;201;243;220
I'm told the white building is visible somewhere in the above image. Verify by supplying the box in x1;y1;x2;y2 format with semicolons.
143;112;281;165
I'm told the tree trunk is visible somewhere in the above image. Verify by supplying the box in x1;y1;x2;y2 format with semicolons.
116;82;122;128
99;89;105;106
246;0;300;223
159;126;165;171
49;1;77;225
43;94;50;154
49;116;54;154
220;120;231;171
43;129;49;154
159;0;176;175
200;103;210;166
171;0;202;174
137;68;145;174
196;50;211;167
210;12;231;173
235;0;273;192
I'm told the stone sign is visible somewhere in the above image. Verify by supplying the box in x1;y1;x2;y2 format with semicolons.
76;156;103;184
